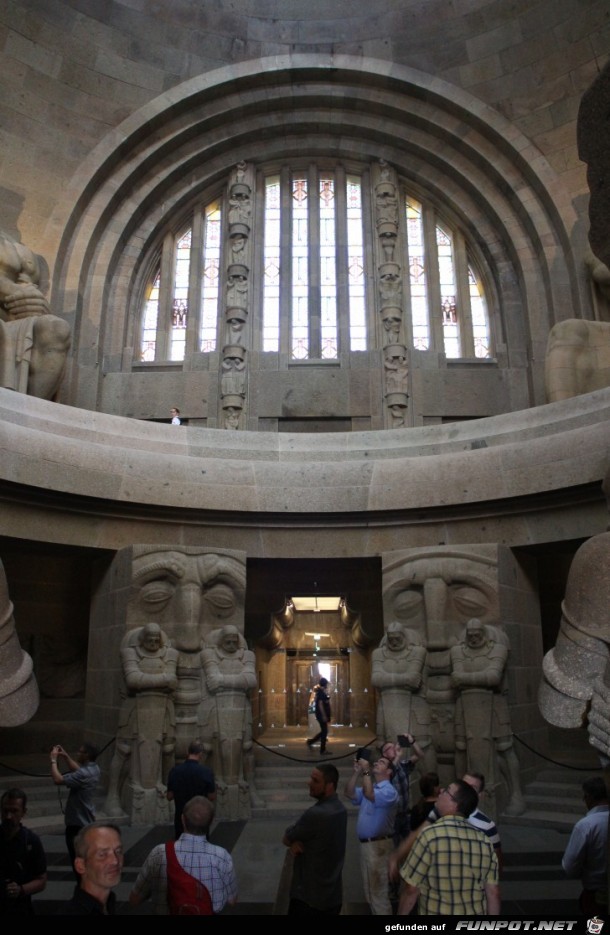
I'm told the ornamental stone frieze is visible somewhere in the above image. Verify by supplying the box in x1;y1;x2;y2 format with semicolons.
222;162;255;429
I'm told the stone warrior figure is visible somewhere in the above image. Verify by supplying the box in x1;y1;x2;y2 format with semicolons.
105;623;178;822
200;624;262;817
0;230;71;399
450;618;525;818
539;464;610;760
371;621;434;770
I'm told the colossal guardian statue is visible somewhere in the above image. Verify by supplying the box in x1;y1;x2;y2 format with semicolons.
0;231;71;399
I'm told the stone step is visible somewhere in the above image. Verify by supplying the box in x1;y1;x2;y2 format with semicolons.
523;792;584;812
500;808;578;832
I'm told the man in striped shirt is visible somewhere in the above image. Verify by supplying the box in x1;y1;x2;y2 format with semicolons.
388;770;503;881
398;779;500;916
129;796;237;914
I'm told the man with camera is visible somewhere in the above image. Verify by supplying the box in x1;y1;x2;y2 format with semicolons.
381;733;424;843
50;741;100;877
345;751;398;915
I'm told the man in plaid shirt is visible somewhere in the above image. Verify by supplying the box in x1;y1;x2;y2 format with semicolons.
129;796;237;914
398;779;500;916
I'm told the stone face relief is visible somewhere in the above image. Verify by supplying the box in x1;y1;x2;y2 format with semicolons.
381;547;523;816
0;558;39;726
538;467;610;758
0;231;71;399
105;623;177;822
545;318;610;402
109;545;253;820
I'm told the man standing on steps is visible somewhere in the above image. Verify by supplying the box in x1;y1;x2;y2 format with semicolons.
398;779;500;916
306;677;331;754
282;763;347;915
345;753;398;914
50;741;100;878
166;740;216;840
0;787;47;915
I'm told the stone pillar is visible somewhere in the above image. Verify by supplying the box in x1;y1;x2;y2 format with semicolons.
92;544;256;822
221;162;255;429
381;544;527;818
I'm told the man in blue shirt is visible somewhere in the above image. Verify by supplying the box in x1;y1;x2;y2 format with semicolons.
562;776;608;916
50;741;100;878
345;752;398;914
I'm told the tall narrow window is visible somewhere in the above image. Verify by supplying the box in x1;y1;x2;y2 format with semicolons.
436;224;460;358
141;269;160;361
262;168;368;359
200;202;221;352
169;230;191;361
469;264;491;358
347;176;366;351
291;176;309;359
263;176;280;352
319;176;338;359
406;198;429;350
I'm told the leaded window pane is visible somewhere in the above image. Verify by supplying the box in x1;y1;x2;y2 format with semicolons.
406;197;429;350
436;223;460;358
469;263;491;358
263;176;280;351
347;175;366;351
141;270;160;361
292;176;309;358
200;202;221;352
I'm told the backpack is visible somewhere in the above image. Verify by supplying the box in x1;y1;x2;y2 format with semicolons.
165;841;214;915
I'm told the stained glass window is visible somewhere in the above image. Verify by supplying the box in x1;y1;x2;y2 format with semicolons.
139;161;492;368
141;270;160;361
347;176;366;351
262;176;280;351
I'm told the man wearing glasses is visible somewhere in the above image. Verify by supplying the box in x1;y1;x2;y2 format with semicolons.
398;779;500;916
345;753;398;914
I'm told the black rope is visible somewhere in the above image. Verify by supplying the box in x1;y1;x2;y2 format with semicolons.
513;732;602;772
0;736;116;780
253;734;380;764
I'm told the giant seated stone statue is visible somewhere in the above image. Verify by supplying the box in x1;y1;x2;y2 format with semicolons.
544;58;610;406
0;231;71;399
545;318;610;402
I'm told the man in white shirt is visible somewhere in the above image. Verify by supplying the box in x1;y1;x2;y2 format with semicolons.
129;796;237;914
562;776;608;916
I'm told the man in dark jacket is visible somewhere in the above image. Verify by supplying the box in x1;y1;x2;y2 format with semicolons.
166;740;216;839
1;788;47;915
283;763;347;915
306;677;331;754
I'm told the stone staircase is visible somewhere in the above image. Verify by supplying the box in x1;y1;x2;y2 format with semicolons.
501;766;602;832
251;727;365;818
1;724;602;832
